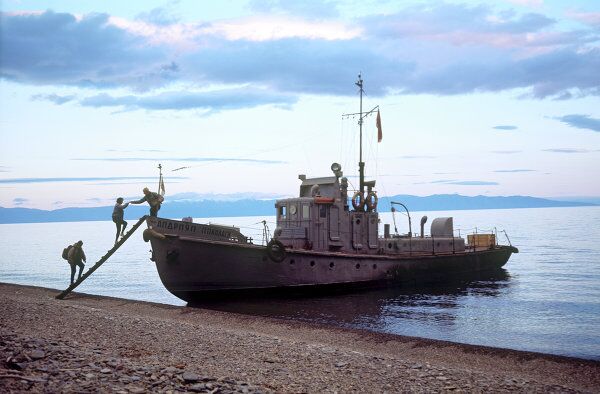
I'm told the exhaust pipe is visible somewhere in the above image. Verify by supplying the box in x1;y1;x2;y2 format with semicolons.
420;216;428;238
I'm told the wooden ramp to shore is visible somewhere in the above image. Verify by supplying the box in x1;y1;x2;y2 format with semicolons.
56;215;148;300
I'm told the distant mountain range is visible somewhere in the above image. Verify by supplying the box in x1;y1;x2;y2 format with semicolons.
0;194;596;224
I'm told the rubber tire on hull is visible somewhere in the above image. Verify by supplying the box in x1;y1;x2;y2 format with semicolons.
266;239;286;263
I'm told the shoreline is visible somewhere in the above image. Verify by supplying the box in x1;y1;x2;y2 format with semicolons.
2;282;599;392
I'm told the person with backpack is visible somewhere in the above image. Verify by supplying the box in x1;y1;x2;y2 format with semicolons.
112;197;130;245
129;187;163;217
66;240;86;285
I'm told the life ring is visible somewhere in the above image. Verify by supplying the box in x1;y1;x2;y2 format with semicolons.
351;191;365;211
143;228;166;242
266;239;286;263
365;191;378;211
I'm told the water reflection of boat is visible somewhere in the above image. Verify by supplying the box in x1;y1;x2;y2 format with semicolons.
187;269;512;327
143;77;518;303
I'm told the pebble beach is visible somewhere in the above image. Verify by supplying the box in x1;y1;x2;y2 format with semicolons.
1;282;599;393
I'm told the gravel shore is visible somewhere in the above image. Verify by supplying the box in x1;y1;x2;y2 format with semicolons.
1;282;599;393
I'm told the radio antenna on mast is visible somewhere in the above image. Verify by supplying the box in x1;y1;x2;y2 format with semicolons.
342;74;379;199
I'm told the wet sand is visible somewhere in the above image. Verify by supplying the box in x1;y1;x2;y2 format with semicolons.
1;282;599;393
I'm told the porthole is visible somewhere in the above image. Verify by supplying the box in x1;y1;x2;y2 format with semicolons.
310;260;316;267
290;259;295;265
372;264;377;269
355;263;360;269
356;219;361;225
329;262;334;268
436;242;440;247
388;243;392;249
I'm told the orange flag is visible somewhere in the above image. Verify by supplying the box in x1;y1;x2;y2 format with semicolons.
376;109;382;142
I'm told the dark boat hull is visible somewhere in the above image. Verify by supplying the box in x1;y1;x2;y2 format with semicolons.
148;232;517;302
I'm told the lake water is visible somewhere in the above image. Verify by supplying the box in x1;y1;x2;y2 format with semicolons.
1;206;599;360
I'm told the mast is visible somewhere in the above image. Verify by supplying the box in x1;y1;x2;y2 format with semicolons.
342;74;378;205
157;163;163;194
356;74;365;195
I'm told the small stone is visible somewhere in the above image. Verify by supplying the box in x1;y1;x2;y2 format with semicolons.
335;362;348;368
100;368;112;374
189;383;206;392
128;387;146;394
30;350;45;360
85;373;96;379
411;364;423;369
182;371;200;382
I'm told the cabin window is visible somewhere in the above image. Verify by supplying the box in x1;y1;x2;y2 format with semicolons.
279;205;287;219
289;204;297;218
319;205;327;218
302;205;310;219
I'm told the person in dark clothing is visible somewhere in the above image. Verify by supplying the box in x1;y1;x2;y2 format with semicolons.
112;197;130;244
130;187;163;217
67;240;86;284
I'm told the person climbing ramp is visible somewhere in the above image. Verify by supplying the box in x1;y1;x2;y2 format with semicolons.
130;187;163;217
112;197;130;245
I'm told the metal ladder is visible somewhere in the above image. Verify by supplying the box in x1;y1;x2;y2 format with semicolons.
56;215;148;300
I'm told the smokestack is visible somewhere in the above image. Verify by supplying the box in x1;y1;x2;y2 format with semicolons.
420;216;428;238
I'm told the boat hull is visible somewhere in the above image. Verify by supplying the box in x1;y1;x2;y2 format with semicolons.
148;232;516;302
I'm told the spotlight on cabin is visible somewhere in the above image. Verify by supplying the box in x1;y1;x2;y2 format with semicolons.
331;162;343;178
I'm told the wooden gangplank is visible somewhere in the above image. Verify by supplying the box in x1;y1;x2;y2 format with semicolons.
56;215;148;300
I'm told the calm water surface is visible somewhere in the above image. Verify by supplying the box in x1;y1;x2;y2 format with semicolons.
0;206;599;360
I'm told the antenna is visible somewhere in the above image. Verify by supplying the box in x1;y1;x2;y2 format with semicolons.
356;74;365;195
342;75;380;202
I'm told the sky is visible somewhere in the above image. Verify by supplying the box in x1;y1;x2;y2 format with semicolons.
0;0;599;210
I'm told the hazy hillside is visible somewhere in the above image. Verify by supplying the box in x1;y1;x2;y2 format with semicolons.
0;195;594;224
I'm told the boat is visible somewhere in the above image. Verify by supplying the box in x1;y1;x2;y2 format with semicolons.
143;76;518;302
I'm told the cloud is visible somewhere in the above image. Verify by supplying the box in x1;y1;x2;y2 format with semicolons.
0;11;171;90
414;179;499;185
493;125;518;130
506;0;544;8
106;149;167;153
555;114;600;132
444;181;499;185
491;150;522;154
1;5;599;107
248;0;339;18
494;169;535;172
430;179;458;183
72;157;286;164
168;191;288;201
397;155;437;159
542;148;590;153
568;11;600;28
31;93;76;105
0;176;187;184
79;88;298;112
135;4;180;26
13;197;28;205
0;166;10;172
91;181;182;186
